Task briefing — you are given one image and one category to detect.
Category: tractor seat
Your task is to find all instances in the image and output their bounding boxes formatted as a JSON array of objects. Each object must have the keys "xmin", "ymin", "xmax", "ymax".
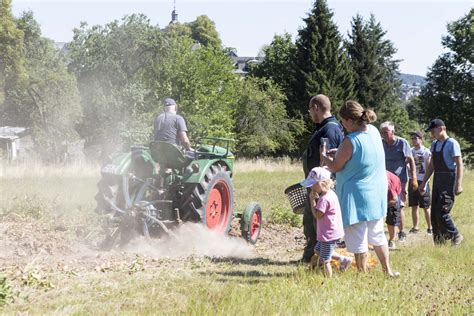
[{"xmin": 149, "ymin": 141, "xmax": 189, "ymax": 170}]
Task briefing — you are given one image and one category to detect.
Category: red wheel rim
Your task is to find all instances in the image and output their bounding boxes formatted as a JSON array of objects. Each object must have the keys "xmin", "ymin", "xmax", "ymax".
[
  {"xmin": 250, "ymin": 211, "xmax": 261, "ymax": 240},
  {"xmin": 206, "ymin": 180, "xmax": 231, "ymax": 232}
]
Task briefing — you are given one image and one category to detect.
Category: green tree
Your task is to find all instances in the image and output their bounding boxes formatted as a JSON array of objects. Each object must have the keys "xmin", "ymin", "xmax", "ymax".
[
  {"xmin": 249, "ymin": 33, "xmax": 296, "ymax": 107},
  {"xmin": 292, "ymin": 0, "xmax": 354, "ymax": 117},
  {"xmin": 9, "ymin": 12, "xmax": 82, "ymax": 161},
  {"xmin": 164, "ymin": 15, "xmax": 222, "ymax": 50},
  {"xmin": 68, "ymin": 14, "xmax": 161, "ymax": 156},
  {"xmin": 233, "ymin": 77, "xmax": 304, "ymax": 156},
  {"xmin": 346, "ymin": 14, "xmax": 401, "ymax": 112},
  {"xmin": 419, "ymin": 9, "xmax": 473, "ymax": 148},
  {"xmin": 0, "ymin": 0, "xmax": 26, "ymax": 104},
  {"xmin": 144, "ymin": 36, "xmax": 237, "ymax": 141},
  {"xmin": 405, "ymin": 97, "xmax": 425, "ymax": 123},
  {"xmin": 188, "ymin": 15, "xmax": 222, "ymax": 50}
]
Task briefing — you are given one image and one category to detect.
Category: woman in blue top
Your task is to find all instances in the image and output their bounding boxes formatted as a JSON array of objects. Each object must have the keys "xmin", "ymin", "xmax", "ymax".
[{"xmin": 321, "ymin": 100, "xmax": 398, "ymax": 277}]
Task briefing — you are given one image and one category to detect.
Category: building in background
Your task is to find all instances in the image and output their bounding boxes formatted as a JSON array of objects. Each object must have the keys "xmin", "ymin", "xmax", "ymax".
[{"xmin": 0, "ymin": 127, "xmax": 33, "ymax": 161}]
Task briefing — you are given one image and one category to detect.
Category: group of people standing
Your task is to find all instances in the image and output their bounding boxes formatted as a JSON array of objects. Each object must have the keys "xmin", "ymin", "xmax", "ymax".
[{"xmin": 299, "ymin": 94, "xmax": 464, "ymax": 277}]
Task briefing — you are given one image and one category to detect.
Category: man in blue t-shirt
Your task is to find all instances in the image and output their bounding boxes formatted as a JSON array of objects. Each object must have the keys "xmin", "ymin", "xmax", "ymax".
[
  {"xmin": 419, "ymin": 119, "xmax": 464, "ymax": 245},
  {"xmin": 380, "ymin": 121, "xmax": 417, "ymax": 247},
  {"xmin": 299, "ymin": 94, "xmax": 344, "ymax": 263}
]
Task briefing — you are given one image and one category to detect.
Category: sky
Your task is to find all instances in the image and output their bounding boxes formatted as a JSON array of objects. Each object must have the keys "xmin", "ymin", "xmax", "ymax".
[{"xmin": 12, "ymin": 0, "xmax": 473, "ymax": 76}]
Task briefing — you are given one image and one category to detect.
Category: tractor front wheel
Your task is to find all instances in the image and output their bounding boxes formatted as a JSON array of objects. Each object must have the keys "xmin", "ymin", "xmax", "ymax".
[{"xmin": 241, "ymin": 203, "xmax": 262, "ymax": 245}]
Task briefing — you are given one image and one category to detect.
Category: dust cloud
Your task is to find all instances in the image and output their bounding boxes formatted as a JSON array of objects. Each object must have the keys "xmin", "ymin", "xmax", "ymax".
[{"xmin": 121, "ymin": 223, "xmax": 254, "ymax": 259}]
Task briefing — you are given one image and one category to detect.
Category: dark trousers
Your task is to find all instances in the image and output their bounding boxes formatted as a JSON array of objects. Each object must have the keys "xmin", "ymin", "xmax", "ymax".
[
  {"xmin": 431, "ymin": 173, "xmax": 459, "ymax": 244},
  {"xmin": 303, "ymin": 197, "xmax": 317, "ymax": 260}
]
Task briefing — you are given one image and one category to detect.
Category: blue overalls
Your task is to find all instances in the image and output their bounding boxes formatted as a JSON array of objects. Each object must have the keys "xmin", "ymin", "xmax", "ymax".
[{"xmin": 431, "ymin": 139, "xmax": 460, "ymax": 244}]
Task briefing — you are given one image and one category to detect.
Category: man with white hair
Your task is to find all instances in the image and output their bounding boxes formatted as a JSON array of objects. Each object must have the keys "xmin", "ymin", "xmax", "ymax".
[
  {"xmin": 153, "ymin": 98, "xmax": 191, "ymax": 150},
  {"xmin": 380, "ymin": 121, "xmax": 417, "ymax": 249}
]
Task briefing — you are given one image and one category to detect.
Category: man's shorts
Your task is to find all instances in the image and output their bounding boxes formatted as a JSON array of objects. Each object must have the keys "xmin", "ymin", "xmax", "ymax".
[
  {"xmin": 314, "ymin": 240, "xmax": 337, "ymax": 262},
  {"xmin": 408, "ymin": 180, "xmax": 430, "ymax": 208},
  {"xmin": 344, "ymin": 218, "xmax": 387, "ymax": 254},
  {"xmin": 386, "ymin": 205, "xmax": 401, "ymax": 226}
]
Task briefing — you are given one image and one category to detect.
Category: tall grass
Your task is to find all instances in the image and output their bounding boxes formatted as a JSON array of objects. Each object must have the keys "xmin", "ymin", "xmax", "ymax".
[
  {"xmin": 0, "ymin": 163, "xmax": 472, "ymax": 314},
  {"xmin": 0, "ymin": 160, "xmax": 99, "ymax": 179}
]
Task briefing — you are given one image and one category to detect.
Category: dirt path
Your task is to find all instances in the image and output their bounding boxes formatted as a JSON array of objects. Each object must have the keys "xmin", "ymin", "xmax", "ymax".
[{"xmin": 0, "ymin": 215, "xmax": 306, "ymax": 273}]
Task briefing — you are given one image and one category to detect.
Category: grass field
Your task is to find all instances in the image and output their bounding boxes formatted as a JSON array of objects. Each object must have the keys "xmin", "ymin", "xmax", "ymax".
[{"xmin": 0, "ymin": 162, "xmax": 472, "ymax": 315}]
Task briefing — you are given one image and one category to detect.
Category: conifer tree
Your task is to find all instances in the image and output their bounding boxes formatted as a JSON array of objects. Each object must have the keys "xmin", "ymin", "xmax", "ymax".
[
  {"xmin": 346, "ymin": 14, "xmax": 401, "ymax": 112},
  {"xmin": 292, "ymin": 0, "xmax": 354, "ymax": 116}
]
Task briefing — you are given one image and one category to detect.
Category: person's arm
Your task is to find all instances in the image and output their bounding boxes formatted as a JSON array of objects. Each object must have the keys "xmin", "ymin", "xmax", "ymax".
[
  {"xmin": 454, "ymin": 156, "xmax": 463, "ymax": 195},
  {"xmin": 403, "ymin": 139, "xmax": 418, "ymax": 191},
  {"xmin": 419, "ymin": 158, "xmax": 434, "ymax": 194},
  {"xmin": 176, "ymin": 116, "xmax": 192, "ymax": 150},
  {"xmin": 314, "ymin": 210, "xmax": 325, "ymax": 219},
  {"xmin": 406, "ymin": 156, "xmax": 418, "ymax": 191},
  {"xmin": 311, "ymin": 192, "xmax": 326, "ymax": 219},
  {"xmin": 178, "ymin": 131, "xmax": 192, "ymax": 150},
  {"xmin": 320, "ymin": 138, "xmax": 352, "ymax": 173}
]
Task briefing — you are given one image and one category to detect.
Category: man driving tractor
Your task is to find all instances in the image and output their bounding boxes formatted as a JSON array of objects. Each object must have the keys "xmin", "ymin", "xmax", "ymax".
[{"xmin": 153, "ymin": 98, "xmax": 192, "ymax": 150}]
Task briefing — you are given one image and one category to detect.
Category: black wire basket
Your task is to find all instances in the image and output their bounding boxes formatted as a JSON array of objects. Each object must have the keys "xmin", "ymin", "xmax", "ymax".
[{"xmin": 284, "ymin": 183, "xmax": 308, "ymax": 215}]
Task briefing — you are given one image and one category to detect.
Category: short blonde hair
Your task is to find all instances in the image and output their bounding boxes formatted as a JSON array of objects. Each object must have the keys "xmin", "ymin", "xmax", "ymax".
[{"xmin": 318, "ymin": 179, "xmax": 335, "ymax": 195}]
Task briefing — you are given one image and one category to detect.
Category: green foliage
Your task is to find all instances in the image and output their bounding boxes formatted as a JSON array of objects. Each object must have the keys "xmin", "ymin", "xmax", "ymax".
[
  {"xmin": 68, "ymin": 14, "xmax": 162, "ymax": 158},
  {"xmin": 144, "ymin": 36, "xmax": 237, "ymax": 141},
  {"xmin": 346, "ymin": 14, "xmax": 401, "ymax": 112},
  {"xmin": 249, "ymin": 33, "xmax": 296, "ymax": 104},
  {"xmin": 0, "ymin": 11, "xmax": 82, "ymax": 161},
  {"xmin": 164, "ymin": 15, "xmax": 222, "ymax": 50},
  {"xmin": 405, "ymin": 97, "xmax": 425, "ymax": 123},
  {"xmin": 292, "ymin": 0, "xmax": 354, "ymax": 116},
  {"xmin": 68, "ymin": 15, "xmax": 239, "ymax": 157},
  {"xmin": 378, "ymin": 104, "xmax": 420, "ymax": 140},
  {"xmin": 0, "ymin": 275, "xmax": 12, "ymax": 307},
  {"xmin": 20, "ymin": 269, "xmax": 55, "ymax": 290},
  {"xmin": 419, "ymin": 9, "xmax": 473, "ymax": 154},
  {"xmin": 188, "ymin": 15, "xmax": 222, "ymax": 50},
  {"xmin": 0, "ymin": 0, "xmax": 27, "ymax": 103},
  {"xmin": 234, "ymin": 77, "xmax": 304, "ymax": 156},
  {"xmin": 267, "ymin": 205, "xmax": 301, "ymax": 227}
]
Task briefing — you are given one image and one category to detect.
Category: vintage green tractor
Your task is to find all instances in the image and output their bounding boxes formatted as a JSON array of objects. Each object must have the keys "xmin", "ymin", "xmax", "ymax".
[{"xmin": 95, "ymin": 137, "xmax": 262, "ymax": 249}]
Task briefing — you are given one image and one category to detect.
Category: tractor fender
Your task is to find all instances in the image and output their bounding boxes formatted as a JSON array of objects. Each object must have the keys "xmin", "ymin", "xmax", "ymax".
[
  {"xmin": 240, "ymin": 202, "xmax": 262, "ymax": 232},
  {"xmin": 102, "ymin": 147, "xmax": 156, "ymax": 176},
  {"xmin": 183, "ymin": 158, "xmax": 234, "ymax": 184}
]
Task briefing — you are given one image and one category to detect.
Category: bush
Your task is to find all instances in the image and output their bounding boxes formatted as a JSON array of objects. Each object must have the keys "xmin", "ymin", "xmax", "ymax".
[
  {"xmin": 267, "ymin": 206, "xmax": 301, "ymax": 227},
  {"xmin": 0, "ymin": 275, "xmax": 12, "ymax": 306}
]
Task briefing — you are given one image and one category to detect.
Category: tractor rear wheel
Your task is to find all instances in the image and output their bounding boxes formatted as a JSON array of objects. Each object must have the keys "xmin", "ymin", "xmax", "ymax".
[{"xmin": 181, "ymin": 164, "xmax": 234, "ymax": 234}]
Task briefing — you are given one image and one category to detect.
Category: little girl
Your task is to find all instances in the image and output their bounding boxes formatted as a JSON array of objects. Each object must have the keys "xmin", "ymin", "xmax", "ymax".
[{"xmin": 300, "ymin": 167, "xmax": 352, "ymax": 277}]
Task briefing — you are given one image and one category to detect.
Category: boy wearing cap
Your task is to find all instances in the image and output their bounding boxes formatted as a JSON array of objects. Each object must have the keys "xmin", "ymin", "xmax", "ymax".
[
  {"xmin": 302, "ymin": 167, "xmax": 352, "ymax": 277},
  {"xmin": 153, "ymin": 98, "xmax": 191, "ymax": 150},
  {"xmin": 419, "ymin": 119, "xmax": 464, "ymax": 245},
  {"xmin": 408, "ymin": 131, "xmax": 432, "ymax": 235}
]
